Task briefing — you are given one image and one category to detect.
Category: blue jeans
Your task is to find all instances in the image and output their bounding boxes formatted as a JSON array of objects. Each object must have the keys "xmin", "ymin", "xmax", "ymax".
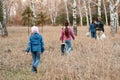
[
  {"xmin": 65, "ymin": 40, "xmax": 72, "ymax": 54},
  {"xmin": 31, "ymin": 51, "xmax": 40, "ymax": 72},
  {"xmin": 91, "ymin": 31, "xmax": 96, "ymax": 39}
]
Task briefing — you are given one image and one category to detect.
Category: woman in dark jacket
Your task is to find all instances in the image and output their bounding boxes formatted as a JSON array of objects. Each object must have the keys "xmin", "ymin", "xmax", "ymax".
[{"xmin": 96, "ymin": 17, "xmax": 104, "ymax": 38}]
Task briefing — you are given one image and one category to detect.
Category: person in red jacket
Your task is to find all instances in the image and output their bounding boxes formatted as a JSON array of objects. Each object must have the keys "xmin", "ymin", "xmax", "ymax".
[{"xmin": 60, "ymin": 20, "xmax": 75, "ymax": 55}]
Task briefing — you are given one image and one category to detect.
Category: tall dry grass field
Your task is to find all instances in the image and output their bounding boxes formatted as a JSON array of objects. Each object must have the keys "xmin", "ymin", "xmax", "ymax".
[{"xmin": 0, "ymin": 26, "xmax": 120, "ymax": 80}]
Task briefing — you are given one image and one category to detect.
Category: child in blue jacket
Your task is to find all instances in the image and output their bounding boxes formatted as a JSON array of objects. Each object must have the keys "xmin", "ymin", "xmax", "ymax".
[
  {"xmin": 89, "ymin": 21, "xmax": 96, "ymax": 39},
  {"xmin": 26, "ymin": 26, "xmax": 44, "ymax": 73}
]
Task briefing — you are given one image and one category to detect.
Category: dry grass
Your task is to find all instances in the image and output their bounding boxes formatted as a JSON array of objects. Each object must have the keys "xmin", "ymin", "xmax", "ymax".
[{"xmin": 0, "ymin": 26, "xmax": 120, "ymax": 80}]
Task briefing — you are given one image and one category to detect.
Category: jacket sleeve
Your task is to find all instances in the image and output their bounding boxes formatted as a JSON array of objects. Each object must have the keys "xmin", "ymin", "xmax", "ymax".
[
  {"xmin": 101, "ymin": 23, "xmax": 104, "ymax": 32},
  {"xmin": 60, "ymin": 29, "xmax": 64, "ymax": 42},
  {"xmin": 26, "ymin": 37, "xmax": 31, "ymax": 53},
  {"xmin": 69, "ymin": 28, "xmax": 75, "ymax": 40},
  {"xmin": 41, "ymin": 36, "xmax": 44, "ymax": 53}
]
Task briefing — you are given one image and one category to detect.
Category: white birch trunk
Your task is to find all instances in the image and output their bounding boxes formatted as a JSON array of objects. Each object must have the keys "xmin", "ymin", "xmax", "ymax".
[
  {"xmin": 0, "ymin": 22, "xmax": 3, "ymax": 35},
  {"xmin": 83, "ymin": 0, "xmax": 89, "ymax": 27},
  {"xmin": 30, "ymin": 0, "xmax": 35, "ymax": 26},
  {"xmin": 64, "ymin": 0, "xmax": 70, "ymax": 24},
  {"xmin": 103, "ymin": 0, "xmax": 108, "ymax": 26},
  {"xmin": 53, "ymin": 1, "xmax": 57, "ymax": 25},
  {"xmin": 98, "ymin": 0, "xmax": 101, "ymax": 17},
  {"xmin": 0, "ymin": 0, "xmax": 8, "ymax": 36},
  {"xmin": 78, "ymin": 0, "xmax": 83, "ymax": 26},
  {"xmin": 48, "ymin": 0, "xmax": 57, "ymax": 25},
  {"xmin": 73, "ymin": 0, "xmax": 77, "ymax": 35},
  {"xmin": 109, "ymin": 0, "xmax": 120, "ymax": 34},
  {"xmin": 88, "ymin": 0, "xmax": 92, "ymax": 23},
  {"xmin": 53, "ymin": 10, "xmax": 57, "ymax": 25},
  {"xmin": 49, "ymin": 11, "xmax": 54, "ymax": 24},
  {"xmin": 48, "ymin": 0, "xmax": 54, "ymax": 25}
]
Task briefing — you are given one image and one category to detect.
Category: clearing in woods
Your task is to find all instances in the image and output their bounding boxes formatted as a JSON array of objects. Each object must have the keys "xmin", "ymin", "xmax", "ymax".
[{"xmin": 0, "ymin": 26, "xmax": 120, "ymax": 80}]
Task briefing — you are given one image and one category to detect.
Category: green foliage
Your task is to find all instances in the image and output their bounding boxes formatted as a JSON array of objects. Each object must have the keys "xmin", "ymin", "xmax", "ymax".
[
  {"xmin": 36, "ymin": 12, "xmax": 46, "ymax": 26},
  {"xmin": 0, "ymin": 2, "xmax": 3, "ymax": 23},
  {"xmin": 22, "ymin": 6, "xmax": 33, "ymax": 26},
  {"xmin": 56, "ymin": 13, "xmax": 66, "ymax": 25},
  {"xmin": 56, "ymin": 13, "xmax": 80, "ymax": 26}
]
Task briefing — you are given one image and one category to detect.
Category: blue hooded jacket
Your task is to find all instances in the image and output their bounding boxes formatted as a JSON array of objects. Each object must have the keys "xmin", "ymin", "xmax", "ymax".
[
  {"xmin": 26, "ymin": 33, "xmax": 44, "ymax": 53},
  {"xmin": 89, "ymin": 23, "xmax": 96, "ymax": 32}
]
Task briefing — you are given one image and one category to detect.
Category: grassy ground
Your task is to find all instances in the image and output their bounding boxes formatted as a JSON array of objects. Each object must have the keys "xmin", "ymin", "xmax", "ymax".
[{"xmin": 0, "ymin": 26, "xmax": 120, "ymax": 80}]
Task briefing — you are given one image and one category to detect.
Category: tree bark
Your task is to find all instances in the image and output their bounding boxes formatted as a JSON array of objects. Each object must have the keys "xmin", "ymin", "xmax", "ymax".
[
  {"xmin": 109, "ymin": 0, "xmax": 120, "ymax": 34},
  {"xmin": 30, "ymin": 0, "xmax": 35, "ymax": 26},
  {"xmin": 98, "ymin": 0, "xmax": 101, "ymax": 17},
  {"xmin": 64, "ymin": 0, "xmax": 70, "ymax": 24},
  {"xmin": 88, "ymin": 0, "xmax": 92, "ymax": 23},
  {"xmin": 73, "ymin": 0, "xmax": 77, "ymax": 36},
  {"xmin": 83, "ymin": 0, "xmax": 89, "ymax": 27},
  {"xmin": 0, "ymin": 0, "xmax": 8, "ymax": 36},
  {"xmin": 103, "ymin": 0, "xmax": 108, "ymax": 26},
  {"xmin": 48, "ymin": 0, "xmax": 57, "ymax": 25},
  {"xmin": 78, "ymin": 0, "xmax": 83, "ymax": 26}
]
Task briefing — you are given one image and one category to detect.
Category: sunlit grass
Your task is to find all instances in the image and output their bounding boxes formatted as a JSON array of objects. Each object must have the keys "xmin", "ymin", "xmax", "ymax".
[{"xmin": 0, "ymin": 26, "xmax": 120, "ymax": 80}]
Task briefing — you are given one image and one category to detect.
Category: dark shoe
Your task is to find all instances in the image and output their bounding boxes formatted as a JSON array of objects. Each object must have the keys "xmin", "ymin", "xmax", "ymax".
[
  {"xmin": 61, "ymin": 43, "xmax": 65, "ymax": 54},
  {"xmin": 33, "ymin": 66, "xmax": 37, "ymax": 73}
]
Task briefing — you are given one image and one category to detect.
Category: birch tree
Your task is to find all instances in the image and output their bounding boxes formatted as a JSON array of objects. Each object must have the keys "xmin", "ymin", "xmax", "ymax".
[
  {"xmin": 88, "ymin": 0, "xmax": 92, "ymax": 23},
  {"xmin": 30, "ymin": 0, "xmax": 35, "ymax": 26},
  {"xmin": 73, "ymin": 0, "xmax": 77, "ymax": 35},
  {"xmin": 83, "ymin": 0, "xmax": 89, "ymax": 27},
  {"xmin": 90, "ymin": 0, "xmax": 102, "ymax": 17},
  {"xmin": 109, "ymin": 0, "xmax": 120, "ymax": 34},
  {"xmin": 78, "ymin": 0, "xmax": 83, "ymax": 26},
  {"xmin": 0, "ymin": 0, "xmax": 8, "ymax": 36},
  {"xmin": 103, "ymin": 0, "xmax": 108, "ymax": 26},
  {"xmin": 64, "ymin": 0, "xmax": 70, "ymax": 24},
  {"xmin": 47, "ymin": 0, "xmax": 58, "ymax": 25},
  {"xmin": 5, "ymin": 0, "xmax": 14, "ymax": 24},
  {"xmin": 98, "ymin": 0, "xmax": 101, "ymax": 17}
]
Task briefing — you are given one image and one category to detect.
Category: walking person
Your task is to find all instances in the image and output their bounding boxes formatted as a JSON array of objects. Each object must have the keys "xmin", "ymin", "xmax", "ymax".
[
  {"xmin": 96, "ymin": 17, "xmax": 104, "ymax": 39},
  {"xmin": 26, "ymin": 26, "xmax": 44, "ymax": 73},
  {"xmin": 60, "ymin": 20, "xmax": 75, "ymax": 55},
  {"xmin": 89, "ymin": 21, "xmax": 96, "ymax": 39}
]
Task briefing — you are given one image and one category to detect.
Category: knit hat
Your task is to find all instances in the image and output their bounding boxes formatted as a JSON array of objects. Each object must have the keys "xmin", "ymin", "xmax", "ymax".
[{"xmin": 31, "ymin": 26, "xmax": 39, "ymax": 33}]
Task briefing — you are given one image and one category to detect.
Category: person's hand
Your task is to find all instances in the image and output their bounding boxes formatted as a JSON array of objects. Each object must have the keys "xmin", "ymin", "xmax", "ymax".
[
  {"xmin": 41, "ymin": 53, "xmax": 43, "ymax": 56},
  {"xmin": 25, "ymin": 52, "xmax": 29, "ymax": 55}
]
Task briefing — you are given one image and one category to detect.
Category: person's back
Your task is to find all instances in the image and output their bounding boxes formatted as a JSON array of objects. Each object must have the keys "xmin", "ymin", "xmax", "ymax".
[
  {"xmin": 30, "ymin": 33, "xmax": 43, "ymax": 52},
  {"xmin": 26, "ymin": 26, "xmax": 44, "ymax": 73},
  {"xmin": 61, "ymin": 27, "xmax": 75, "ymax": 41},
  {"xmin": 60, "ymin": 20, "xmax": 75, "ymax": 55},
  {"xmin": 96, "ymin": 18, "xmax": 104, "ymax": 32},
  {"xmin": 89, "ymin": 22, "xmax": 96, "ymax": 39},
  {"xmin": 96, "ymin": 17, "xmax": 104, "ymax": 39},
  {"xmin": 89, "ymin": 23, "xmax": 96, "ymax": 32}
]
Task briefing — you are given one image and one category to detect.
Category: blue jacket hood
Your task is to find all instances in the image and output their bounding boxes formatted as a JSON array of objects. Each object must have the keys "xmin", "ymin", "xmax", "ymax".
[{"xmin": 26, "ymin": 33, "xmax": 44, "ymax": 53}]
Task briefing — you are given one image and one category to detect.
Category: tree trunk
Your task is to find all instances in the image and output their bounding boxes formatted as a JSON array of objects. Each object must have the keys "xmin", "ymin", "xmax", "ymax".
[
  {"xmin": 88, "ymin": 0, "xmax": 92, "ymax": 23},
  {"xmin": 103, "ymin": 0, "xmax": 108, "ymax": 26},
  {"xmin": 109, "ymin": 0, "xmax": 120, "ymax": 34},
  {"xmin": 48, "ymin": 0, "xmax": 57, "ymax": 26},
  {"xmin": 83, "ymin": 0, "xmax": 89, "ymax": 27},
  {"xmin": 78, "ymin": 0, "xmax": 83, "ymax": 26},
  {"xmin": 0, "ymin": 0, "xmax": 8, "ymax": 36},
  {"xmin": 73, "ymin": 0, "xmax": 77, "ymax": 36},
  {"xmin": 30, "ymin": 0, "xmax": 35, "ymax": 26},
  {"xmin": 64, "ymin": 0, "xmax": 70, "ymax": 24},
  {"xmin": 98, "ymin": 0, "xmax": 101, "ymax": 17}
]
